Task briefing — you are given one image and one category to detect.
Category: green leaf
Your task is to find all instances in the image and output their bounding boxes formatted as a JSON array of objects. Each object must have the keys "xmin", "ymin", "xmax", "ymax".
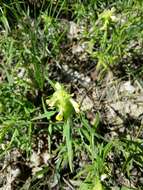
[
  {"xmin": 32, "ymin": 111, "xmax": 56, "ymax": 121},
  {"xmin": 92, "ymin": 177, "xmax": 103, "ymax": 190},
  {"xmin": 63, "ymin": 119, "xmax": 73, "ymax": 172}
]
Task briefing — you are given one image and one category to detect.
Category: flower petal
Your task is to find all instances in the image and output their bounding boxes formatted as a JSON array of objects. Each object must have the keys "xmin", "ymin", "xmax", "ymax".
[
  {"xmin": 56, "ymin": 111, "xmax": 63, "ymax": 121},
  {"xmin": 70, "ymin": 98, "xmax": 80, "ymax": 113}
]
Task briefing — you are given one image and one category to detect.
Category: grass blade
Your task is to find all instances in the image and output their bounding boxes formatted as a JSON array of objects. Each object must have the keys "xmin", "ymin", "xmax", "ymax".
[{"xmin": 63, "ymin": 119, "xmax": 73, "ymax": 172}]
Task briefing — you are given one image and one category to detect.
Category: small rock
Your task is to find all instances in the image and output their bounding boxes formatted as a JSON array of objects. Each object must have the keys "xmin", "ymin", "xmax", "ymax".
[
  {"xmin": 119, "ymin": 81, "xmax": 135, "ymax": 94},
  {"xmin": 84, "ymin": 76, "xmax": 91, "ymax": 83},
  {"xmin": 67, "ymin": 22, "xmax": 79, "ymax": 40},
  {"xmin": 80, "ymin": 96, "xmax": 93, "ymax": 111},
  {"xmin": 17, "ymin": 68, "xmax": 25, "ymax": 78},
  {"xmin": 41, "ymin": 151, "xmax": 50, "ymax": 164},
  {"xmin": 11, "ymin": 167, "xmax": 21, "ymax": 178},
  {"xmin": 72, "ymin": 44, "xmax": 84, "ymax": 54},
  {"xmin": 30, "ymin": 151, "xmax": 41, "ymax": 167},
  {"xmin": 110, "ymin": 102, "xmax": 123, "ymax": 111}
]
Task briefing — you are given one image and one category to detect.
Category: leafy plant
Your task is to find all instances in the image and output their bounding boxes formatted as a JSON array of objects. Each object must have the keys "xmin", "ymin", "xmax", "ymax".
[
  {"xmin": 80, "ymin": 1, "xmax": 143, "ymax": 78},
  {"xmin": 46, "ymin": 81, "xmax": 79, "ymax": 172},
  {"xmin": 67, "ymin": 114, "xmax": 111, "ymax": 189}
]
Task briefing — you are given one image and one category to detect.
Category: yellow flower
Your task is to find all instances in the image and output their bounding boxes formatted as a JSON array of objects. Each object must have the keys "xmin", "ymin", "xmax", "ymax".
[
  {"xmin": 46, "ymin": 82, "xmax": 80, "ymax": 121},
  {"xmin": 55, "ymin": 110, "xmax": 63, "ymax": 121}
]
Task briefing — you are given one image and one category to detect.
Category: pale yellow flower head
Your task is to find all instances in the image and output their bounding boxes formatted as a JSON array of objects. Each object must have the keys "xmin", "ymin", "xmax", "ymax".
[{"xmin": 46, "ymin": 82, "xmax": 79, "ymax": 121}]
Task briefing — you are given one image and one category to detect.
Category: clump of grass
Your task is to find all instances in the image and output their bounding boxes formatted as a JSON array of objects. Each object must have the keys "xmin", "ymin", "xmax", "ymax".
[{"xmin": 76, "ymin": 0, "xmax": 143, "ymax": 79}]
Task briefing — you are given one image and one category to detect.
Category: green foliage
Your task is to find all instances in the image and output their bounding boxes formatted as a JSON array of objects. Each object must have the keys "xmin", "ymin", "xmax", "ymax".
[
  {"xmin": 0, "ymin": 0, "xmax": 143, "ymax": 189},
  {"xmin": 0, "ymin": 83, "xmax": 34, "ymax": 155},
  {"xmin": 0, "ymin": 0, "xmax": 67, "ymax": 90},
  {"xmin": 80, "ymin": 0, "xmax": 143, "ymax": 78}
]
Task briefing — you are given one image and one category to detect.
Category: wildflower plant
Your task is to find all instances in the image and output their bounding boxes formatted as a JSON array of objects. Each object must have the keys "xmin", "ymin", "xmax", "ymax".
[
  {"xmin": 46, "ymin": 82, "xmax": 79, "ymax": 172},
  {"xmin": 46, "ymin": 82, "xmax": 79, "ymax": 121}
]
